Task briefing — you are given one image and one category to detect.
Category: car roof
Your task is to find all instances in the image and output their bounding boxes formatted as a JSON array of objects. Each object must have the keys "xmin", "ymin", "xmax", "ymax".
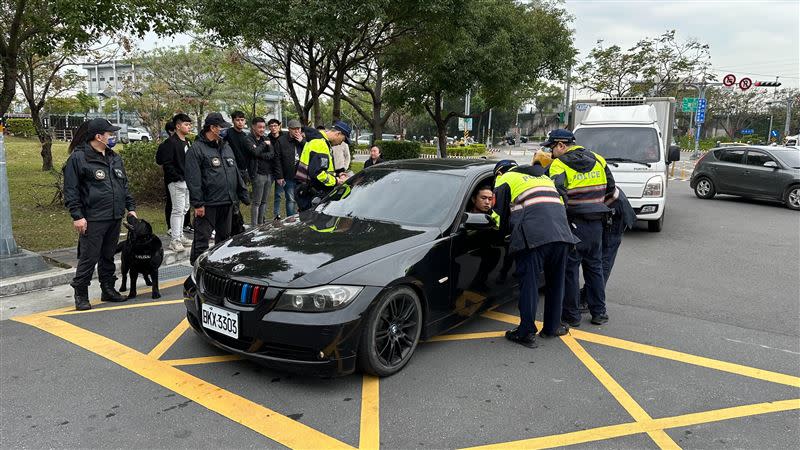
[
  {"xmin": 716, "ymin": 145, "xmax": 798, "ymax": 152},
  {"xmin": 371, "ymin": 158, "xmax": 495, "ymax": 174}
]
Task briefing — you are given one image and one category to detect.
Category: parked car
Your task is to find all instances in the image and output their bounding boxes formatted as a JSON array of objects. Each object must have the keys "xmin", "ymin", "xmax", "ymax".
[
  {"xmin": 357, "ymin": 134, "xmax": 372, "ymax": 145},
  {"xmin": 690, "ymin": 146, "xmax": 800, "ymax": 210},
  {"xmin": 126, "ymin": 127, "xmax": 151, "ymax": 142},
  {"xmin": 184, "ymin": 159, "xmax": 516, "ymax": 377}
]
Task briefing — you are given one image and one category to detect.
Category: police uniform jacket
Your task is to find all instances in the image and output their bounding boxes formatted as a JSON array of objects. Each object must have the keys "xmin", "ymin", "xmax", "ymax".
[
  {"xmin": 605, "ymin": 186, "xmax": 637, "ymax": 230},
  {"xmin": 63, "ymin": 142, "xmax": 135, "ymax": 221},
  {"xmin": 185, "ymin": 134, "xmax": 249, "ymax": 208},
  {"xmin": 492, "ymin": 164, "xmax": 578, "ymax": 255},
  {"xmin": 548, "ymin": 145, "xmax": 615, "ymax": 220},
  {"xmin": 295, "ymin": 127, "xmax": 337, "ymax": 192}
]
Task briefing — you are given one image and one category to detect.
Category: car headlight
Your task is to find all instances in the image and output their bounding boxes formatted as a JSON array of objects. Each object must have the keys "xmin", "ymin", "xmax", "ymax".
[
  {"xmin": 643, "ymin": 176, "xmax": 663, "ymax": 198},
  {"xmin": 191, "ymin": 251, "xmax": 209, "ymax": 283},
  {"xmin": 275, "ymin": 286, "xmax": 363, "ymax": 312}
]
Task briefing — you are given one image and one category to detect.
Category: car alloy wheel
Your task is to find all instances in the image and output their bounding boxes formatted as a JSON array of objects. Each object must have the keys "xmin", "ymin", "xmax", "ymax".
[
  {"xmin": 358, "ymin": 286, "xmax": 422, "ymax": 376},
  {"xmin": 786, "ymin": 186, "xmax": 800, "ymax": 211},
  {"xmin": 694, "ymin": 178, "xmax": 715, "ymax": 199}
]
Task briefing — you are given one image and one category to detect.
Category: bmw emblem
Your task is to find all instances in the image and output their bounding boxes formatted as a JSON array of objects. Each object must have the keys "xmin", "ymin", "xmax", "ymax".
[{"xmin": 232, "ymin": 264, "xmax": 245, "ymax": 273}]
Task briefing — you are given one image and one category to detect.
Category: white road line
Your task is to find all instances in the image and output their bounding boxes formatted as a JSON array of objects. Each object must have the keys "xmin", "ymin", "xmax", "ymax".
[{"xmin": 724, "ymin": 338, "xmax": 800, "ymax": 355}]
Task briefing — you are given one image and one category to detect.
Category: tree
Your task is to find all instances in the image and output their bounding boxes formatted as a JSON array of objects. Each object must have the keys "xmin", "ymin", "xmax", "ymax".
[
  {"xmin": 341, "ymin": 59, "xmax": 398, "ymax": 142},
  {"xmin": 119, "ymin": 77, "xmax": 180, "ymax": 140},
  {"xmin": 136, "ymin": 44, "xmax": 227, "ymax": 130},
  {"xmin": 384, "ymin": 0, "xmax": 575, "ymax": 157},
  {"xmin": 219, "ymin": 54, "xmax": 278, "ymax": 122},
  {"xmin": 16, "ymin": 48, "xmax": 84, "ymax": 170},
  {"xmin": 45, "ymin": 96, "xmax": 81, "ymax": 116},
  {"xmin": 576, "ymin": 30, "xmax": 712, "ymax": 98},
  {"xmin": 0, "ymin": 0, "xmax": 183, "ymax": 116},
  {"xmin": 75, "ymin": 91, "xmax": 99, "ymax": 118}
]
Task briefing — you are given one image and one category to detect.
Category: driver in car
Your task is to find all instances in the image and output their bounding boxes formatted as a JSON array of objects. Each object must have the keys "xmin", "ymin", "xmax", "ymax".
[{"xmin": 469, "ymin": 185, "xmax": 494, "ymax": 214}]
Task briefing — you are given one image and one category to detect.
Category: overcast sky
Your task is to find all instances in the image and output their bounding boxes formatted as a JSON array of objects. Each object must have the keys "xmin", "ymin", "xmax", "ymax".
[{"xmin": 139, "ymin": 0, "xmax": 800, "ymax": 91}]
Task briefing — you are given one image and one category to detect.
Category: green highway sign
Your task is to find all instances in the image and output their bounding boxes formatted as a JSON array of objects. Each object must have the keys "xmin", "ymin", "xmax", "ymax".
[{"xmin": 682, "ymin": 97, "xmax": 698, "ymax": 112}]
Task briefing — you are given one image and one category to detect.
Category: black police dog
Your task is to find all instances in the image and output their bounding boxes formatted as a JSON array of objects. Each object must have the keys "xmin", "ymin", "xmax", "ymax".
[{"xmin": 117, "ymin": 216, "xmax": 164, "ymax": 299}]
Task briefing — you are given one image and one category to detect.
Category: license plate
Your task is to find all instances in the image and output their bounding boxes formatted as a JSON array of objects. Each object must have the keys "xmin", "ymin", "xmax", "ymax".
[{"xmin": 201, "ymin": 302, "xmax": 239, "ymax": 339}]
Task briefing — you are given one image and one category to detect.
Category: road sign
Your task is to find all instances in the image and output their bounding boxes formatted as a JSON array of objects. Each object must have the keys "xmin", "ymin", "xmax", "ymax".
[
  {"xmin": 739, "ymin": 78, "xmax": 752, "ymax": 91},
  {"xmin": 682, "ymin": 97, "xmax": 698, "ymax": 112},
  {"xmin": 771, "ymin": 130, "xmax": 779, "ymax": 138},
  {"xmin": 723, "ymin": 74, "xmax": 736, "ymax": 87},
  {"xmin": 741, "ymin": 129, "xmax": 754, "ymax": 135},
  {"xmin": 457, "ymin": 118, "xmax": 472, "ymax": 131},
  {"xmin": 697, "ymin": 98, "xmax": 707, "ymax": 110},
  {"xmin": 695, "ymin": 111, "xmax": 705, "ymax": 124}
]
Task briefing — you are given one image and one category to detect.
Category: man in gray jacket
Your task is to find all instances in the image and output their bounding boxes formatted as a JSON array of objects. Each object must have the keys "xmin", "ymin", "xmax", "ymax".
[{"xmin": 185, "ymin": 113, "xmax": 250, "ymax": 264}]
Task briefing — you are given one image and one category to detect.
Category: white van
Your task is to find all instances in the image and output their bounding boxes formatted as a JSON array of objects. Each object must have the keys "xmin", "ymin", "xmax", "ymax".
[{"xmin": 570, "ymin": 97, "xmax": 681, "ymax": 232}]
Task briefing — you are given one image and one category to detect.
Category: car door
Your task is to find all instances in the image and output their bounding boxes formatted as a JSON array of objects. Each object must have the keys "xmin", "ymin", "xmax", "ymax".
[
  {"xmin": 713, "ymin": 148, "xmax": 747, "ymax": 193},
  {"xmin": 741, "ymin": 149, "xmax": 783, "ymax": 197}
]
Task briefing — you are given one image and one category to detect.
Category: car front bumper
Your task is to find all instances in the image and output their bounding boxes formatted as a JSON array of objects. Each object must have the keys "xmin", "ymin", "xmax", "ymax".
[
  {"xmin": 184, "ymin": 286, "xmax": 383, "ymax": 377},
  {"xmin": 628, "ymin": 196, "xmax": 665, "ymax": 220}
]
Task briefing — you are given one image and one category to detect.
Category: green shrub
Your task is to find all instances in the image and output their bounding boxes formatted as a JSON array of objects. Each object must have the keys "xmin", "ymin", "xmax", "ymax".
[
  {"xmin": 119, "ymin": 141, "xmax": 163, "ymax": 204},
  {"xmin": 676, "ymin": 136, "xmax": 720, "ymax": 152},
  {"xmin": 420, "ymin": 145, "xmax": 437, "ymax": 155},
  {"xmin": 6, "ymin": 118, "xmax": 36, "ymax": 137},
  {"xmin": 447, "ymin": 144, "xmax": 488, "ymax": 157},
  {"xmin": 375, "ymin": 140, "xmax": 420, "ymax": 160}
]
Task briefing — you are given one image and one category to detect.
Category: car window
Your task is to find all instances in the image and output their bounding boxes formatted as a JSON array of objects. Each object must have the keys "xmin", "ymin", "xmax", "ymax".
[
  {"xmin": 745, "ymin": 150, "xmax": 775, "ymax": 167},
  {"xmin": 318, "ymin": 169, "xmax": 464, "ymax": 227},
  {"xmin": 718, "ymin": 149, "xmax": 746, "ymax": 164},
  {"xmin": 774, "ymin": 151, "xmax": 800, "ymax": 169}
]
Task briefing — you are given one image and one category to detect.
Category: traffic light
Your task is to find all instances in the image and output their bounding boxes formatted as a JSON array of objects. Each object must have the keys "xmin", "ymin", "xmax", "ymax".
[{"xmin": 755, "ymin": 81, "xmax": 782, "ymax": 87}]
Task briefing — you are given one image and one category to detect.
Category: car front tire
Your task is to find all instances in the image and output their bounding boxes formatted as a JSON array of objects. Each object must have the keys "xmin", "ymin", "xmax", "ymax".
[
  {"xmin": 141, "ymin": 136, "xmax": 149, "ymax": 142},
  {"xmin": 647, "ymin": 214, "xmax": 664, "ymax": 232},
  {"xmin": 358, "ymin": 286, "xmax": 422, "ymax": 377},
  {"xmin": 785, "ymin": 185, "xmax": 800, "ymax": 211},
  {"xmin": 694, "ymin": 177, "xmax": 716, "ymax": 199}
]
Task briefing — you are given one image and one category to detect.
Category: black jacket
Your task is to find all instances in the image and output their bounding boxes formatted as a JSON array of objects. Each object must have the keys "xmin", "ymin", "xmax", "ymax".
[
  {"xmin": 225, "ymin": 128, "xmax": 252, "ymax": 177},
  {"xmin": 185, "ymin": 134, "xmax": 250, "ymax": 208},
  {"xmin": 275, "ymin": 133, "xmax": 303, "ymax": 180},
  {"xmin": 64, "ymin": 143, "xmax": 135, "ymax": 221},
  {"xmin": 155, "ymin": 133, "xmax": 190, "ymax": 184},
  {"xmin": 244, "ymin": 132, "xmax": 275, "ymax": 176},
  {"xmin": 364, "ymin": 157, "xmax": 384, "ymax": 168}
]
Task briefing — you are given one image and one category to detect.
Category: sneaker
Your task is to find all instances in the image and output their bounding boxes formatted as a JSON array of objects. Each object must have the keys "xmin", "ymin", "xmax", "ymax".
[
  {"xmin": 180, "ymin": 235, "xmax": 193, "ymax": 246},
  {"xmin": 505, "ymin": 327, "xmax": 538, "ymax": 348},
  {"xmin": 274, "ymin": 215, "xmax": 282, "ymax": 221},
  {"xmin": 562, "ymin": 316, "xmax": 581, "ymax": 328},
  {"xmin": 169, "ymin": 240, "xmax": 185, "ymax": 252},
  {"xmin": 539, "ymin": 325, "xmax": 569, "ymax": 338},
  {"xmin": 591, "ymin": 314, "xmax": 609, "ymax": 325}
]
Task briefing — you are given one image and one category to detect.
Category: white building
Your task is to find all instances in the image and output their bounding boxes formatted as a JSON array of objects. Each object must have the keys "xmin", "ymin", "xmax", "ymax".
[{"xmin": 81, "ymin": 60, "xmax": 141, "ymax": 98}]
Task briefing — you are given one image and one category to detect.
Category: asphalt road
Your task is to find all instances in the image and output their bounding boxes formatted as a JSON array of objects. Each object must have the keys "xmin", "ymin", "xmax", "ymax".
[{"xmin": 1, "ymin": 180, "xmax": 798, "ymax": 449}]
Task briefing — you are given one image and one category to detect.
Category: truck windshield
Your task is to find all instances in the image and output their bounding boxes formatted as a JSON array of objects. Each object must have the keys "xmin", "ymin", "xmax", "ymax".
[{"xmin": 573, "ymin": 127, "xmax": 661, "ymax": 163}]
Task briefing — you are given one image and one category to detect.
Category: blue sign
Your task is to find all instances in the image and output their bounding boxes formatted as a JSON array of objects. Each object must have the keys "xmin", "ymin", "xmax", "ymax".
[
  {"xmin": 695, "ymin": 111, "xmax": 705, "ymax": 124},
  {"xmin": 697, "ymin": 98, "xmax": 707, "ymax": 111},
  {"xmin": 770, "ymin": 130, "xmax": 779, "ymax": 137},
  {"xmin": 741, "ymin": 129, "xmax": 754, "ymax": 135}
]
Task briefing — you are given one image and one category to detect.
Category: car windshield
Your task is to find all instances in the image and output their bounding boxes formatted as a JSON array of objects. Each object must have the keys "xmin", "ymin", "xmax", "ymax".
[
  {"xmin": 573, "ymin": 127, "xmax": 661, "ymax": 163},
  {"xmin": 774, "ymin": 150, "xmax": 800, "ymax": 168},
  {"xmin": 317, "ymin": 169, "xmax": 463, "ymax": 227}
]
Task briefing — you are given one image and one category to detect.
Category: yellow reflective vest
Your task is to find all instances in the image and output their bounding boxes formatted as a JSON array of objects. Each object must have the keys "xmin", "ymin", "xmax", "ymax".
[
  {"xmin": 548, "ymin": 145, "xmax": 613, "ymax": 217},
  {"xmin": 295, "ymin": 129, "xmax": 337, "ymax": 191}
]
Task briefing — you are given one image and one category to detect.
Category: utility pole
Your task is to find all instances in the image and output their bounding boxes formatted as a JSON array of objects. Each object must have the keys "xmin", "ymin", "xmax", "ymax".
[
  {"xmin": 785, "ymin": 97, "xmax": 793, "ymax": 138},
  {"xmin": 486, "ymin": 108, "xmax": 492, "ymax": 148},
  {"xmin": 563, "ymin": 67, "xmax": 572, "ymax": 126}
]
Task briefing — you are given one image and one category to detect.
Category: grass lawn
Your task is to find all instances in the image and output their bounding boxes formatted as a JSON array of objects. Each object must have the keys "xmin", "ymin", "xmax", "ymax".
[{"xmin": 3, "ymin": 136, "xmax": 364, "ymax": 252}]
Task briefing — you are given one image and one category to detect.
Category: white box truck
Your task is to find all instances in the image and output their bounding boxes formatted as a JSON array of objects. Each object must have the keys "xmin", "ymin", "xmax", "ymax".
[{"xmin": 569, "ymin": 97, "xmax": 681, "ymax": 232}]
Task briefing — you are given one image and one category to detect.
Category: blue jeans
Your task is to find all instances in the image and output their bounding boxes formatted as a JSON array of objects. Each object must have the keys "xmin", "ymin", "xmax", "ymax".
[
  {"xmin": 274, "ymin": 178, "xmax": 296, "ymax": 217},
  {"xmin": 563, "ymin": 220, "xmax": 605, "ymax": 321}
]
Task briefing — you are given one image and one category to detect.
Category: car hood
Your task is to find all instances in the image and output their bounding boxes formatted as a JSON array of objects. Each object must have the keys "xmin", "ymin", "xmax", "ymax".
[{"xmin": 201, "ymin": 212, "xmax": 435, "ymax": 287}]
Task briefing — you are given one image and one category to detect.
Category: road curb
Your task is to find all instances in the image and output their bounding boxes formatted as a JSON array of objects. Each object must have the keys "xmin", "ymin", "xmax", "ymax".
[{"xmin": 0, "ymin": 247, "xmax": 191, "ymax": 298}]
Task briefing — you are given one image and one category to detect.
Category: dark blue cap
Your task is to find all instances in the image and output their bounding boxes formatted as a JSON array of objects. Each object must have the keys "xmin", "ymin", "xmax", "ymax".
[
  {"xmin": 540, "ymin": 128, "xmax": 575, "ymax": 147},
  {"xmin": 332, "ymin": 120, "xmax": 352, "ymax": 145},
  {"xmin": 493, "ymin": 159, "xmax": 518, "ymax": 176}
]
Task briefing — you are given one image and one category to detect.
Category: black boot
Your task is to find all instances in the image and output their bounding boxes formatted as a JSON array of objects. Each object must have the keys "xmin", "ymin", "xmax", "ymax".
[
  {"xmin": 74, "ymin": 286, "xmax": 91, "ymax": 311},
  {"xmin": 100, "ymin": 282, "xmax": 126, "ymax": 302}
]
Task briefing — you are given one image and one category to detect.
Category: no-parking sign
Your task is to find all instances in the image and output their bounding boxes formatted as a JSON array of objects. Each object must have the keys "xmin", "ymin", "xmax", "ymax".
[
  {"xmin": 723, "ymin": 74, "xmax": 736, "ymax": 87},
  {"xmin": 739, "ymin": 77, "xmax": 753, "ymax": 91}
]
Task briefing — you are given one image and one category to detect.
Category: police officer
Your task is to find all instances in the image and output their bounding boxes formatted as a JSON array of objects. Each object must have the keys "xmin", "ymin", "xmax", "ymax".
[
  {"xmin": 294, "ymin": 120, "xmax": 352, "ymax": 212},
  {"xmin": 185, "ymin": 113, "xmax": 250, "ymax": 264},
  {"xmin": 544, "ymin": 129, "xmax": 616, "ymax": 326},
  {"xmin": 64, "ymin": 118, "xmax": 137, "ymax": 311},
  {"xmin": 492, "ymin": 160, "xmax": 577, "ymax": 348}
]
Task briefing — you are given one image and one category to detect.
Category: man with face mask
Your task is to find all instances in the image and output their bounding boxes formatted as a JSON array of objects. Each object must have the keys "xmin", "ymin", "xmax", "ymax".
[
  {"xmin": 295, "ymin": 120, "xmax": 352, "ymax": 212},
  {"xmin": 185, "ymin": 113, "xmax": 250, "ymax": 264},
  {"xmin": 63, "ymin": 118, "xmax": 137, "ymax": 311}
]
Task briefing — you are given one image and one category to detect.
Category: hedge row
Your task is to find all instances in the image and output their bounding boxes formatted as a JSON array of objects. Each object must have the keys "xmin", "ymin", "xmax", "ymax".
[
  {"xmin": 6, "ymin": 118, "xmax": 36, "ymax": 137},
  {"xmin": 374, "ymin": 140, "xmax": 420, "ymax": 160},
  {"xmin": 119, "ymin": 141, "xmax": 163, "ymax": 202},
  {"xmin": 420, "ymin": 144, "xmax": 487, "ymax": 156}
]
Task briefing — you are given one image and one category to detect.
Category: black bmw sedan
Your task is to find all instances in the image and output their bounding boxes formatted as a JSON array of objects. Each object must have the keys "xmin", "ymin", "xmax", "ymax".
[{"xmin": 184, "ymin": 159, "xmax": 515, "ymax": 377}]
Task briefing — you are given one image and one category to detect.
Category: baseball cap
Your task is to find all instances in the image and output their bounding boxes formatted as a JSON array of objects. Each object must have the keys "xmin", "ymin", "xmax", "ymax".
[
  {"xmin": 287, "ymin": 119, "xmax": 302, "ymax": 129},
  {"xmin": 331, "ymin": 120, "xmax": 352, "ymax": 145},
  {"xmin": 540, "ymin": 129, "xmax": 575, "ymax": 147},
  {"xmin": 204, "ymin": 112, "xmax": 232, "ymax": 128},
  {"xmin": 87, "ymin": 118, "xmax": 121, "ymax": 140}
]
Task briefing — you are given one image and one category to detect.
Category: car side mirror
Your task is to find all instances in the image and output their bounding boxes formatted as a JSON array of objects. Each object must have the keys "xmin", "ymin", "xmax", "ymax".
[
  {"xmin": 461, "ymin": 212, "xmax": 494, "ymax": 230},
  {"xmin": 668, "ymin": 145, "xmax": 681, "ymax": 163},
  {"xmin": 763, "ymin": 161, "xmax": 779, "ymax": 168}
]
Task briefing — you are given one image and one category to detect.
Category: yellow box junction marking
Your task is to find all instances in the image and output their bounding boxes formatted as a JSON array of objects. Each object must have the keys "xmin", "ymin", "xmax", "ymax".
[{"xmin": 11, "ymin": 282, "xmax": 800, "ymax": 450}]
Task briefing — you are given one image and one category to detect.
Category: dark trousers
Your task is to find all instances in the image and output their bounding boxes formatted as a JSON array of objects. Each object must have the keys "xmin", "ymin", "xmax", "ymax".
[
  {"xmin": 190, "ymin": 205, "xmax": 232, "ymax": 264},
  {"xmin": 514, "ymin": 242, "xmax": 569, "ymax": 335},
  {"xmin": 295, "ymin": 185, "xmax": 314, "ymax": 212},
  {"xmin": 602, "ymin": 216, "xmax": 624, "ymax": 284},
  {"xmin": 164, "ymin": 182, "xmax": 191, "ymax": 230},
  {"xmin": 71, "ymin": 219, "xmax": 122, "ymax": 288},
  {"xmin": 564, "ymin": 220, "xmax": 605, "ymax": 321}
]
